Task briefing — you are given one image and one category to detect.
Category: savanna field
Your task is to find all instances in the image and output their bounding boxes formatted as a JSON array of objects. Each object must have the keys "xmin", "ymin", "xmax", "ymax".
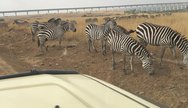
[{"xmin": 0, "ymin": 11, "xmax": 188, "ymax": 108}]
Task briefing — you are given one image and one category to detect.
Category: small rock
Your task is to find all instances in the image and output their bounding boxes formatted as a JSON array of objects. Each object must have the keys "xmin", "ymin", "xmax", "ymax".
[
  {"xmin": 49, "ymin": 62, "xmax": 52, "ymax": 66},
  {"xmin": 40, "ymin": 63, "xmax": 44, "ymax": 66},
  {"xmin": 139, "ymin": 92, "xmax": 144, "ymax": 95},
  {"xmin": 180, "ymin": 98, "xmax": 187, "ymax": 103},
  {"xmin": 168, "ymin": 84, "xmax": 176, "ymax": 89},
  {"xmin": 63, "ymin": 48, "xmax": 68, "ymax": 55},
  {"xmin": 55, "ymin": 63, "xmax": 59, "ymax": 66},
  {"xmin": 33, "ymin": 64, "xmax": 38, "ymax": 67},
  {"xmin": 51, "ymin": 44, "xmax": 56, "ymax": 47},
  {"xmin": 170, "ymin": 103, "xmax": 174, "ymax": 107}
]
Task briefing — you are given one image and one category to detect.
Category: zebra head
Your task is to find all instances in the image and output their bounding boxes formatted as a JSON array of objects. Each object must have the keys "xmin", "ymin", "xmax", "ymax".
[
  {"xmin": 53, "ymin": 18, "xmax": 62, "ymax": 26},
  {"xmin": 48, "ymin": 18, "xmax": 56, "ymax": 23},
  {"xmin": 68, "ymin": 21, "xmax": 77, "ymax": 32},
  {"xmin": 37, "ymin": 23, "xmax": 48, "ymax": 30},
  {"xmin": 104, "ymin": 19, "xmax": 117, "ymax": 30},
  {"xmin": 142, "ymin": 57, "xmax": 154, "ymax": 75},
  {"xmin": 61, "ymin": 21, "xmax": 76, "ymax": 32}
]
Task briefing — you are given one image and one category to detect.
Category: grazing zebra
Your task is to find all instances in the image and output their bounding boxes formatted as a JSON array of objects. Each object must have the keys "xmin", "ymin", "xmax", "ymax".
[
  {"xmin": 37, "ymin": 20, "xmax": 76, "ymax": 53},
  {"xmin": 85, "ymin": 19, "xmax": 117, "ymax": 54},
  {"xmin": 107, "ymin": 29, "xmax": 154, "ymax": 75},
  {"xmin": 136, "ymin": 22, "xmax": 188, "ymax": 67}
]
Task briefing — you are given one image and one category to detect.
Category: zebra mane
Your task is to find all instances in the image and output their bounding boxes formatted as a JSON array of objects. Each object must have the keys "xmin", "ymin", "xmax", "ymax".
[
  {"xmin": 173, "ymin": 29, "xmax": 188, "ymax": 43},
  {"xmin": 180, "ymin": 35, "xmax": 188, "ymax": 43}
]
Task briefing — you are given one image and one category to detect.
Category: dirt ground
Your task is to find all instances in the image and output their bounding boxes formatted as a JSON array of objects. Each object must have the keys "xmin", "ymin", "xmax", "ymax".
[{"xmin": 0, "ymin": 13, "xmax": 188, "ymax": 108}]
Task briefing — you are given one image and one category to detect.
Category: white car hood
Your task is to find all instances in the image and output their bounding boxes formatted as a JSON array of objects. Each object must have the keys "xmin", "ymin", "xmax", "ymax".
[{"xmin": 0, "ymin": 74, "xmax": 161, "ymax": 108}]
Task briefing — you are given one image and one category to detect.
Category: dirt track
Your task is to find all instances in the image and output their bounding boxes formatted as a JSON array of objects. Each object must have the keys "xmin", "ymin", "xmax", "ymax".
[{"xmin": 0, "ymin": 14, "xmax": 188, "ymax": 108}]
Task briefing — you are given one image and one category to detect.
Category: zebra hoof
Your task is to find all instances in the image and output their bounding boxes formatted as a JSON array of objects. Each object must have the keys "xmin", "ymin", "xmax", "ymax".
[
  {"xmin": 148, "ymin": 72, "xmax": 154, "ymax": 75},
  {"xmin": 179, "ymin": 65, "xmax": 188, "ymax": 70},
  {"xmin": 35, "ymin": 53, "xmax": 44, "ymax": 57},
  {"xmin": 57, "ymin": 47, "xmax": 63, "ymax": 50},
  {"xmin": 123, "ymin": 69, "xmax": 128, "ymax": 75},
  {"xmin": 112, "ymin": 67, "xmax": 115, "ymax": 70}
]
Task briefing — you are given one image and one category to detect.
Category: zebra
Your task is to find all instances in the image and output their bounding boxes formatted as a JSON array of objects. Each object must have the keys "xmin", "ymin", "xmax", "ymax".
[
  {"xmin": 37, "ymin": 20, "xmax": 76, "ymax": 53},
  {"xmin": 136, "ymin": 22, "xmax": 188, "ymax": 67},
  {"xmin": 30, "ymin": 18, "xmax": 62, "ymax": 42},
  {"xmin": 107, "ymin": 29, "xmax": 154, "ymax": 75},
  {"xmin": 85, "ymin": 19, "xmax": 117, "ymax": 55}
]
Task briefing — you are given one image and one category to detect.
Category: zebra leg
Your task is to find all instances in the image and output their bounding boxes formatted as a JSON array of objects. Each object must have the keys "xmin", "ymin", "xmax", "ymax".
[
  {"xmin": 102, "ymin": 39, "xmax": 107, "ymax": 55},
  {"xmin": 92, "ymin": 40, "xmax": 97, "ymax": 52},
  {"xmin": 170, "ymin": 47, "xmax": 177, "ymax": 65},
  {"xmin": 39, "ymin": 37, "xmax": 46, "ymax": 54},
  {"xmin": 159, "ymin": 46, "xmax": 166, "ymax": 66},
  {"xmin": 39, "ymin": 44, "xmax": 45, "ymax": 54},
  {"xmin": 112, "ymin": 50, "xmax": 115, "ymax": 70},
  {"xmin": 31, "ymin": 29, "xmax": 36, "ymax": 42},
  {"xmin": 46, "ymin": 45, "xmax": 48, "ymax": 52},
  {"xmin": 58, "ymin": 37, "xmax": 63, "ymax": 49},
  {"xmin": 130, "ymin": 56, "xmax": 134, "ymax": 72},
  {"xmin": 88, "ymin": 39, "xmax": 92, "ymax": 52},
  {"xmin": 123, "ymin": 54, "xmax": 127, "ymax": 74}
]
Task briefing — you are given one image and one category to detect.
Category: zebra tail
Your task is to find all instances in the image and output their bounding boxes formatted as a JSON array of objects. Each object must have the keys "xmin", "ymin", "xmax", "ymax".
[
  {"xmin": 38, "ymin": 38, "xmax": 40, "ymax": 47},
  {"xmin": 128, "ymin": 30, "xmax": 136, "ymax": 34}
]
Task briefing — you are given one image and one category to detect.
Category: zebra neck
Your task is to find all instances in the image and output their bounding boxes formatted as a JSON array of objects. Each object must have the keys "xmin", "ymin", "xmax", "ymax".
[
  {"xmin": 103, "ymin": 27, "xmax": 110, "ymax": 35},
  {"xmin": 173, "ymin": 35, "xmax": 188, "ymax": 55},
  {"xmin": 133, "ymin": 45, "xmax": 151, "ymax": 62}
]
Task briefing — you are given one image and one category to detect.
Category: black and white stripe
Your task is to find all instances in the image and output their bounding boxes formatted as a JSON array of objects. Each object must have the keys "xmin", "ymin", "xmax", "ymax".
[
  {"xmin": 136, "ymin": 22, "xmax": 188, "ymax": 66},
  {"xmin": 37, "ymin": 20, "xmax": 76, "ymax": 53},
  {"xmin": 85, "ymin": 19, "xmax": 117, "ymax": 54},
  {"xmin": 107, "ymin": 29, "xmax": 154, "ymax": 75}
]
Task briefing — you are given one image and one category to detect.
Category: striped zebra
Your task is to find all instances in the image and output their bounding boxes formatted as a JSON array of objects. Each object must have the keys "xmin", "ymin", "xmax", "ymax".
[
  {"xmin": 136, "ymin": 22, "xmax": 188, "ymax": 67},
  {"xmin": 37, "ymin": 20, "xmax": 76, "ymax": 53},
  {"xmin": 107, "ymin": 29, "xmax": 154, "ymax": 75},
  {"xmin": 30, "ymin": 18, "xmax": 62, "ymax": 42},
  {"xmin": 85, "ymin": 19, "xmax": 117, "ymax": 54}
]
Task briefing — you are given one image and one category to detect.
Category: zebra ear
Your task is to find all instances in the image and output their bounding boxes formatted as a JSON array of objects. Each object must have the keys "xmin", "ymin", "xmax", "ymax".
[
  {"xmin": 56, "ymin": 18, "xmax": 62, "ymax": 21},
  {"xmin": 112, "ymin": 17, "xmax": 117, "ymax": 21},
  {"xmin": 54, "ymin": 18, "xmax": 62, "ymax": 25},
  {"xmin": 48, "ymin": 18, "xmax": 56, "ymax": 23}
]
